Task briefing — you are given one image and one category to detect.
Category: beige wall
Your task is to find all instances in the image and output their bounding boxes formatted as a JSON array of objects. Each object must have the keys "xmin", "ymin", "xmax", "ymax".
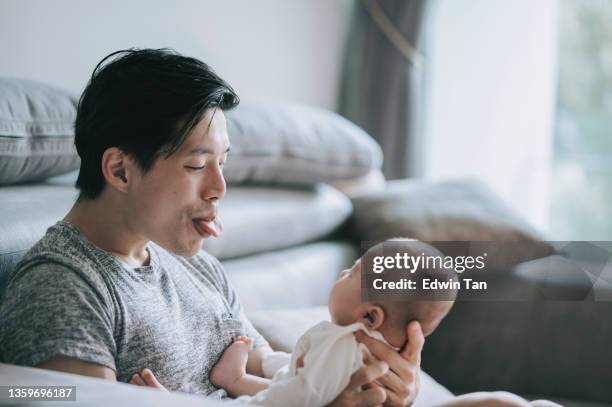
[
  {"xmin": 0, "ymin": 0, "xmax": 352, "ymax": 110},
  {"xmin": 422, "ymin": 0, "xmax": 558, "ymax": 232}
]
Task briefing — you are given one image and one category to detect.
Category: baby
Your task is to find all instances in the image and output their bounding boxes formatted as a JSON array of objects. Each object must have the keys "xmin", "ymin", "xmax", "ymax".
[{"xmin": 130, "ymin": 239, "xmax": 457, "ymax": 405}]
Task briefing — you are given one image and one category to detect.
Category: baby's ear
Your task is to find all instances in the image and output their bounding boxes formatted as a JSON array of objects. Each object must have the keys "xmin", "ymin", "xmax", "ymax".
[{"xmin": 361, "ymin": 304, "xmax": 385, "ymax": 330}]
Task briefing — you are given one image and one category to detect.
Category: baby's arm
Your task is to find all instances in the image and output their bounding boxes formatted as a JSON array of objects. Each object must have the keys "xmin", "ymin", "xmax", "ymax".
[{"xmin": 210, "ymin": 336, "xmax": 271, "ymax": 398}]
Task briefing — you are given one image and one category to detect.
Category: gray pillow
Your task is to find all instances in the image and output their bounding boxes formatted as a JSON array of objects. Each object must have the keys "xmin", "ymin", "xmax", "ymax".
[
  {"xmin": 350, "ymin": 179, "xmax": 556, "ymax": 270},
  {"xmin": 202, "ymin": 183, "xmax": 352, "ymax": 260},
  {"xmin": 0, "ymin": 77, "xmax": 80, "ymax": 184},
  {"xmin": 225, "ymin": 101, "xmax": 383, "ymax": 185}
]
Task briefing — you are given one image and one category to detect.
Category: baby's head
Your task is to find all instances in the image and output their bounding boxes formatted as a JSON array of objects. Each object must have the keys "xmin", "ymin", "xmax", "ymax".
[{"xmin": 328, "ymin": 239, "xmax": 457, "ymax": 349}]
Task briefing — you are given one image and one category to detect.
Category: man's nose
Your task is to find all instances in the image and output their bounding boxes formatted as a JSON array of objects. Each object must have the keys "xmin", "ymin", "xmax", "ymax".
[{"xmin": 201, "ymin": 164, "xmax": 226, "ymax": 202}]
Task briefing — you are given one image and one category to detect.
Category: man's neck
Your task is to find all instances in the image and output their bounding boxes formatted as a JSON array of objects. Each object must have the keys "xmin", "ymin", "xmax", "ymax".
[{"xmin": 63, "ymin": 194, "xmax": 151, "ymax": 268}]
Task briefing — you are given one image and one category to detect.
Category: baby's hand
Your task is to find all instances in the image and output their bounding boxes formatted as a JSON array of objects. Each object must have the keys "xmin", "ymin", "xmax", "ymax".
[
  {"xmin": 129, "ymin": 368, "xmax": 167, "ymax": 391},
  {"xmin": 210, "ymin": 335, "xmax": 253, "ymax": 389}
]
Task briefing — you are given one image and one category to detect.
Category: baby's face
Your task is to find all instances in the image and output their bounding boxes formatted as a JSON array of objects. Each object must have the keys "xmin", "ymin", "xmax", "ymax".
[{"xmin": 328, "ymin": 260, "xmax": 363, "ymax": 326}]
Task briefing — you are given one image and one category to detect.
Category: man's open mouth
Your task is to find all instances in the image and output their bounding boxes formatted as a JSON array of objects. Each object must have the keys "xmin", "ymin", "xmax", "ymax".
[{"xmin": 192, "ymin": 217, "xmax": 223, "ymax": 238}]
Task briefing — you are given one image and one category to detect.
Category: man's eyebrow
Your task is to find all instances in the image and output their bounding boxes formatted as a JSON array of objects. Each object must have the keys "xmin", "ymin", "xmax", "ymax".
[{"xmin": 186, "ymin": 146, "xmax": 231, "ymax": 155}]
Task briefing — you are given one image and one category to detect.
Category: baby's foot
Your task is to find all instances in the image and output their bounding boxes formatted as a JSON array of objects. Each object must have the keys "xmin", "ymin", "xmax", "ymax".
[
  {"xmin": 129, "ymin": 368, "xmax": 167, "ymax": 391},
  {"xmin": 210, "ymin": 336, "xmax": 253, "ymax": 388}
]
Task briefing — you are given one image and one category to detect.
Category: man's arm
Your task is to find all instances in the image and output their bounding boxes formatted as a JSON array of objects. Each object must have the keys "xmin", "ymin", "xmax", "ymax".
[
  {"xmin": 0, "ymin": 264, "xmax": 118, "ymax": 377},
  {"xmin": 36, "ymin": 356, "xmax": 116, "ymax": 380}
]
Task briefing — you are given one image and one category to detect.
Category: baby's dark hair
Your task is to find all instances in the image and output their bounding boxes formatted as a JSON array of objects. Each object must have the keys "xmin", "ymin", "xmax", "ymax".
[{"xmin": 362, "ymin": 238, "xmax": 458, "ymax": 337}]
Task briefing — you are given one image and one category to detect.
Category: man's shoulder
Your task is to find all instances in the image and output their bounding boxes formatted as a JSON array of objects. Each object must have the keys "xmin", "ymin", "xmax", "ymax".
[
  {"xmin": 18, "ymin": 221, "xmax": 93, "ymax": 266},
  {"xmin": 9, "ymin": 221, "xmax": 112, "ymax": 293}
]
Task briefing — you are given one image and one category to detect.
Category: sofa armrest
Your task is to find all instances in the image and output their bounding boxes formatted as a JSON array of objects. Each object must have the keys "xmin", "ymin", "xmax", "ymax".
[{"xmin": 0, "ymin": 363, "xmax": 227, "ymax": 406}]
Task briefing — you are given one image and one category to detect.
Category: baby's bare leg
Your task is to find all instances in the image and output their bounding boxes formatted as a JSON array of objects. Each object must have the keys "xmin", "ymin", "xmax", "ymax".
[
  {"xmin": 210, "ymin": 336, "xmax": 270, "ymax": 397},
  {"xmin": 210, "ymin": 335, "xmax": 252, "ymax": 388},
  {"xmin": 129, "ymin": 368, "xmax": 167, "ymax": 391}
]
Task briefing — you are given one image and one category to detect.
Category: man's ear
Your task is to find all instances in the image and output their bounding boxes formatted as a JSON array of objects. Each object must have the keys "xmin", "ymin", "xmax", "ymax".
[
  {"xmin": 101, "ymin": 147, "xmax": 134, "ymax": 194},
  {"xmin": 360, "ymin": 304, "xmax": 385, "ymax": 330}
]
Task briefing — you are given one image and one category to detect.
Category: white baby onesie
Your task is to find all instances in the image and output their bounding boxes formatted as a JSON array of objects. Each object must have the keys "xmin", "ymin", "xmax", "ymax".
[
  {"xmin": 233, "ymin": 322, "xmax": 563, "ymax": 407},
  {"xmin": 236, "ymin": 320, "xmax": 393, "ymax": 407}
]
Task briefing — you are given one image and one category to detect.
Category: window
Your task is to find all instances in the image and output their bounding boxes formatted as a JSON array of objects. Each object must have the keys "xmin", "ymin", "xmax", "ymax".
[{"xmin": 551, "ymin": 0, "xmax": 612, "ymax": 239}]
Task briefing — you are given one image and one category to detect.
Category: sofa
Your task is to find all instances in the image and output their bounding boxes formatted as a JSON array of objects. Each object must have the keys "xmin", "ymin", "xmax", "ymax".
[{"xmin": 0, "ymin": 77, "xmax": 611, "ymax": 407}]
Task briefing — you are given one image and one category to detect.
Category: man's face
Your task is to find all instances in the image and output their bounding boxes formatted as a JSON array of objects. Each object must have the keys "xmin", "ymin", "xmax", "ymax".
[
  {"xmin": 125, "ymin": 108, "xmax": 230, "ymax": 257},
  {"xmin": 329, "ymin": 260, "xmax": 364, "ymax": 325}
]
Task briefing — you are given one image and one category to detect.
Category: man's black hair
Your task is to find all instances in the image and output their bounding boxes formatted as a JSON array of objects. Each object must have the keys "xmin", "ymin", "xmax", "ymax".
[{"xmin": 74, "ymin": 48, "xmax": 239, "ymax": 200}]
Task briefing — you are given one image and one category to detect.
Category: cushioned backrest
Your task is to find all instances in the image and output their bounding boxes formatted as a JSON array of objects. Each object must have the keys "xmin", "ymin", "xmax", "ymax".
[
  {"xmin": 0, "ymin": 183, "xmax": 79, "ymax": 293},
  {"xmin": 225, "ymin": 101, "xmax": 383, "ymax": 185},
  {"xmin": 0, "ymin": 180, "xmax": 352, "ymax": 294},
  {"xmin": 0, "ymin": 77, "xmax": 79, "ymax": 184}
]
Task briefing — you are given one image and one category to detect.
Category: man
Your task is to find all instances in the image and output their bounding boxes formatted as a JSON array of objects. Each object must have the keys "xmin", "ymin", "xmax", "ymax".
[{"xmin": 0, "ymin": 49, "xmax": 423, "ymax": 406}]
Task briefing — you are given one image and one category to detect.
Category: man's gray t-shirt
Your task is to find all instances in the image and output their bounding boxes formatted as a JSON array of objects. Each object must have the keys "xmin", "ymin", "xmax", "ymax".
[{"xmin": 0, "ymin": 221, "xmax": 267, "ymax": 397}]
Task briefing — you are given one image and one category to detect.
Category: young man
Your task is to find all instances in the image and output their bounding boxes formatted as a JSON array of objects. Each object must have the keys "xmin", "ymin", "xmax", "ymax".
[{"xmin": 0, "ymin": 49, "xmax": 423, "ymax": 406}]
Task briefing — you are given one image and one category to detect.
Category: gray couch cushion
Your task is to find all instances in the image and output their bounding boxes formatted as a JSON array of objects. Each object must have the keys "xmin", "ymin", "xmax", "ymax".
[
  {"xmin": 423, "ymin": 299, "xmax": 612, "ymax": 406},
  {"xmin": 0, "ymin": 183, "xmax": 79, "ymax": 290},
  {"xmin": 0, "ymin": 363, "xmax": 227, "ymax": 406},
  {"xmin": 0, "ymin": 77, "xmax": 80, "ymax": 184},
  {"xmin": 0, "ymin": 182, "xmax": 351, "ymax": 290},
  {"xmin": 0, "ymin": 78, "xmax": 382, "ymax": 187},
  {"xmin": 224, "ymin": 101, "xmax": 383, "ymax": 185},
  {"xmin": 224, "ymin": 241, "xmax": 358, "ymax": 311},
  {"xmin": 350, "ymin": 178, "xmax": 556, "ymax": 270},
  {"xmin": 202, "ymin": 183, "xmax": 352, "ymax": 260}
]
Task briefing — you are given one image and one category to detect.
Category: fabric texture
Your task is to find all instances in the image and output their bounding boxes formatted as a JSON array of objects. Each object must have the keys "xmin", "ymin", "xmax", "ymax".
[
  {"xmin": 0, "ymin": 77, "xmax": 80, "ymax": 184},
  {"xmin": 0, "ymin": 182, "xmax": 352, "ymax": 293},
  {"xmin": 0, "ymin": 221, "xmax": 267, "ymax": 398},
  {"xmin": 237, "ymin": 321, "xmax": 384, "ymax": 406},
  {"xmin": 423, "ymin": 299, "xmax": 612, "ymax": 405},
  {"xmin": 350, "ymin": 178, "xmax": 556, "ymax": 269},
  {"xmin": 247, "ymin": 308, "xmax": 456, "ymax": 406},
  {"xmin": 202, "ymin": 184, "xmax": 353, "ymax": 260},
  {"xmin": 226, "ymin": 243, "xmax": 358, "ymax": 312},
  {"xmin": 245, "ymin": 317, "xmax": 557, "ymax": 407},
  {"xmin": 0, "ymin": 363, "xmax": 230, "ymax": 407},
  {"xmin": 247, "ymin": 307, "xmax": 332, "ymax": 353},
  {"xmin": 224, "ymin": 101, "xmax": 383, "ymax": 186},
  {"xmin": 261, "ymin": 351, "xmax": 293, "ymax": 380}
]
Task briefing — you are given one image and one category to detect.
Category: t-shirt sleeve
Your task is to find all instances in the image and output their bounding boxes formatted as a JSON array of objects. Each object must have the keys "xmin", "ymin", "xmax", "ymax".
[
  {"xmin": 201, "ymin": 253, "xmax": 269, "ymax": 350},
  {"xmin": 0, "ymin": 263, "xmax": 117, "ymax": 371}
]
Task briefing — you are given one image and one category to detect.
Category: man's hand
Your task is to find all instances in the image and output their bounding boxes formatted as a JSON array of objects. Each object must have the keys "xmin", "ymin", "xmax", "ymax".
[
  {"xmin": 355, "ymin": 321, "xmax": 425, "ymax": 407},
  {"xmin": 327, "ymin": 356, "xmax": 388, "ymax": 407}
]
